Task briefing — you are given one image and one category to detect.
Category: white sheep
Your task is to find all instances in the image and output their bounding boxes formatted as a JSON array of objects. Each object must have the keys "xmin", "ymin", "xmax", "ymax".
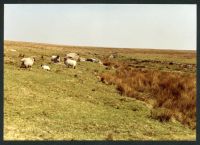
[
  {"xmin": 20, "ymin": 57, "xmax": 35, "ymax": 68},
  {"xmin": 79, "ymin": 57, "xmax": 86, "ymax": 62},
  {"xmin": 66, "ymin": 53, "xmax": 79, "ymax": 61},
  {"xmin": 51, "ymin": 55, "xmax": 60, "ymax": 63},
  {"xmin": 41, "ymin": 64, "xmax": 50, "ymax": 71},
  {"xmin": 86, "ymin": 58, "xmax": 99, "ymax": 63},
  {"xmin": 64, "ymin": 58, "xmax": 77, "ymax": 69}
]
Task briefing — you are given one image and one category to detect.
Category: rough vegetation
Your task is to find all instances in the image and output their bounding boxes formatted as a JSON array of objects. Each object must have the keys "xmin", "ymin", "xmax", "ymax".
[
  {"xmin": 4, "ymin": 40, "xmax": 196, "ymax": 140},
  {"xmin": 100, "ymin": 65, "xmax": 196, "ymax": 129}
]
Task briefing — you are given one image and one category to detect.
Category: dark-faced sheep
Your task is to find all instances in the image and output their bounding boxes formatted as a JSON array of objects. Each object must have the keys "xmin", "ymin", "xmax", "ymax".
[
  {"xmin": 64, "ymin": 57, "xmax": 77, "ymax": 69},
  {"xmin": 51, "ymin": 55, "xmax": 60, "ymax": 63},
  {"xmin": 41, "ymin": 64, "xmax": 50, "ymax": 71}
]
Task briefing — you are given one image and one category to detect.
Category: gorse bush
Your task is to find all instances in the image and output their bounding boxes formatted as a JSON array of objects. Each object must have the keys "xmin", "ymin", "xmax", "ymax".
[{"xmin": 100, "ymin": 65, "xmax": 196, "ymax": 129}]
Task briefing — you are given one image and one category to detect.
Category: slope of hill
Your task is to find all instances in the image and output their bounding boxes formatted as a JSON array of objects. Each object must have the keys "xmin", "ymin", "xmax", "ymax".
[{"xmin": 4, "ymin": 41, "xmax": 196, "ymax": 140}]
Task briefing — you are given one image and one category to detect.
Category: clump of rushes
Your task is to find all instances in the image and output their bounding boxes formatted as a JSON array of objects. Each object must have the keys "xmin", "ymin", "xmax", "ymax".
[{"xmin": 100, "ymin": 64, "xmax": 196, "ymax": 129}]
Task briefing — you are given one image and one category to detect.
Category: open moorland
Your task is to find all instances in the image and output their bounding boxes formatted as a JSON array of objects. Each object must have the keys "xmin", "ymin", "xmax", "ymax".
[{"xmin": 4, "ymin": 40, "xmax": 196, "ymax": 140}]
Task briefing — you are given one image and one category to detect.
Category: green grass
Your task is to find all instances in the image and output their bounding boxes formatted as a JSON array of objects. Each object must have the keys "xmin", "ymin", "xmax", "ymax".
[{"xmin": 4, "ymin": 41, "xmax": 196, "ymax": 140}]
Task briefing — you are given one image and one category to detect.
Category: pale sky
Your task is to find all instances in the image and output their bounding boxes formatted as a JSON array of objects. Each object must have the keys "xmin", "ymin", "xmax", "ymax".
[{"xmin": 4, "ymin": 4, "xmax": 196, "ymax": 50}]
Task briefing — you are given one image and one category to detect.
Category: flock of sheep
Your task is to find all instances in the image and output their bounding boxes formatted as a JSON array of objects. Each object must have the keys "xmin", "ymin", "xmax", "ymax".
[{"xmin": 20, "ymin": 52, "xmax": 103, "ymax": 71}]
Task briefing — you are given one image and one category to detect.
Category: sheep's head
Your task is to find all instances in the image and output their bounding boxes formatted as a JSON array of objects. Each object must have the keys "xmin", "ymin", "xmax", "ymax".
[
  {"xmin": 32, "ymin": 57, "xmax": 36, "ymax": 62},
  {"xmin": 18, "ymin": 54, "xmax": 25, "ymax": 58}
]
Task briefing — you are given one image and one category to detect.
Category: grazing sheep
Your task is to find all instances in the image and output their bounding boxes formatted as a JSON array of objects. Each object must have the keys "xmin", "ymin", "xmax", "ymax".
[
  {"xmin": 51, "ymin": 55, "xmax": 60, "ymax": 63},
  {"xmin": 79, "ymin": 57, "xmax": 86, "ymax": 62},
  {"xmin": 20, "ymin": 57, "xmax": 35, "ymax": 68},
  {"xmin": 66, "ymin": 53, "xmax": 79, "ymax": 61},
  {"xmin": 64, "ymin": 57, "xmax": 77, "ymax": 69},
  {"xmin": 86, "ymin": 58, "xmax": 99, "ymax": 63},
  {"xmin": 41, "ymin": 64, "xmax": 50, "ymax": 71}
]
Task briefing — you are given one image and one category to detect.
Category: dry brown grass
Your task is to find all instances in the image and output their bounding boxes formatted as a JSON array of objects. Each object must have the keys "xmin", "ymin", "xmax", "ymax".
[{"xmin": 100, "ymin": 63, "xmax": 196, "ymax": 129}]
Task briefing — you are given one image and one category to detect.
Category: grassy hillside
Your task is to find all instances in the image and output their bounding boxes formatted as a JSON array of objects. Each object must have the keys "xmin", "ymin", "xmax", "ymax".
[{"xmin": 4, "ymin": 40, "xmax": 196, "ymax": 140}]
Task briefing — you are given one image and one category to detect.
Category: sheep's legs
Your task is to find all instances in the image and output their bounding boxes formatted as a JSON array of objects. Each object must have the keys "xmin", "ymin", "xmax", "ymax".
[
  {"xmin": 20, "ymin": 62, "xmax": 25, "ymax": 68},
  {"xmin": 27, "ymin": 66, "xmax": 32, "ymax": 71}
]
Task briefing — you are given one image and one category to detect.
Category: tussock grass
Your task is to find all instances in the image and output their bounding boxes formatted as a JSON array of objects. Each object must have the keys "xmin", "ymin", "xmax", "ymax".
[{"xmin": 100, "ymin": 65, "xmax": 196, "ymax": 129}]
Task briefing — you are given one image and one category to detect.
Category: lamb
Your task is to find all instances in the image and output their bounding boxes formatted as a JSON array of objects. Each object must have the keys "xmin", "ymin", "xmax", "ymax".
[
  {"xmin": 64, "ymin": 57, "xmax": 77, "ymax": 69},
  {"xmin": 51, "ymin": 55, "xmax": 60, "ymax": 63},
  {"xmin": 20, "ymin": 57, "xmax": 35, "ymax": 68},
  {"xmin": 41, "ymin": 64, "xmax": 50, "ymax": 71}
]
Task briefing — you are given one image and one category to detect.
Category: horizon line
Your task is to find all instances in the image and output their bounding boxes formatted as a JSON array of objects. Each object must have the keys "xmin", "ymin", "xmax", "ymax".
[{"xmin": 4, "ymin": 40, "xmax": 196, "ymax": 52}]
